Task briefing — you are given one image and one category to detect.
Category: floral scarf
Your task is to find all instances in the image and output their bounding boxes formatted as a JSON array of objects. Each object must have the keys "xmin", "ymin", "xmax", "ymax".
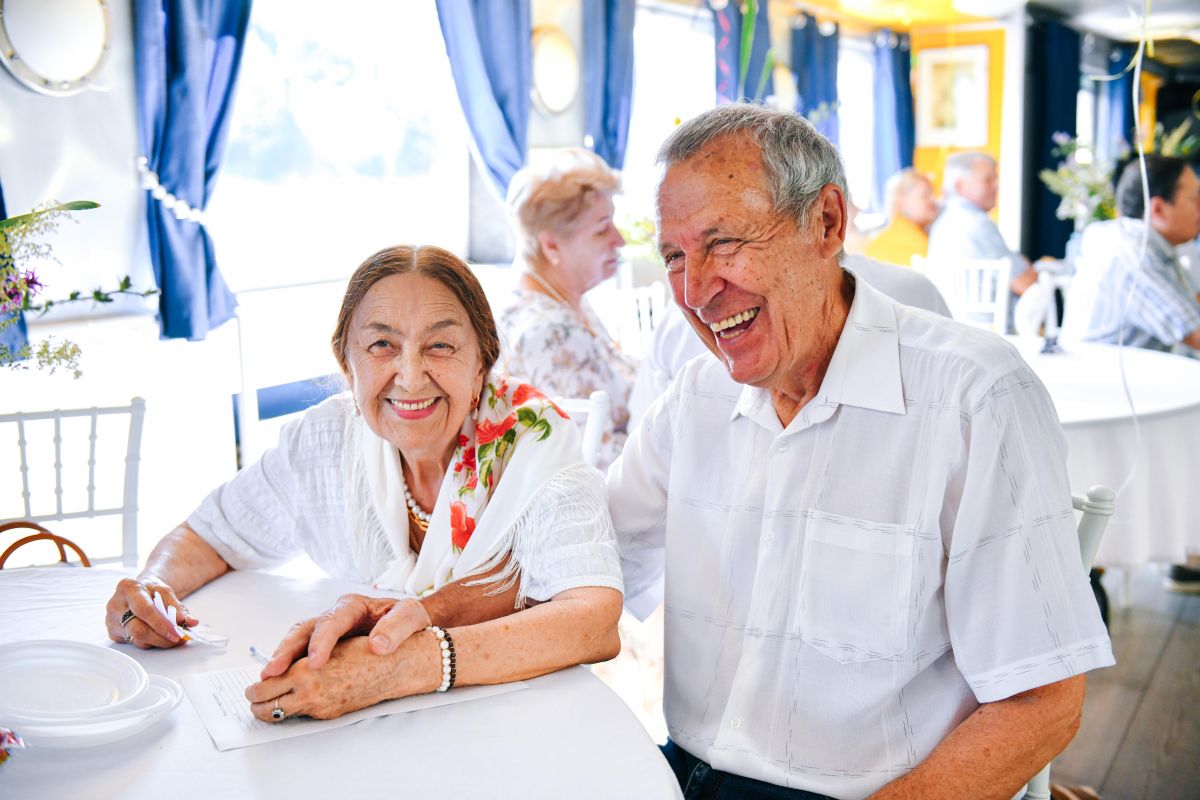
[{"xmin": 365, "ymin": 374, "xmax": 580, "ymax": 598}]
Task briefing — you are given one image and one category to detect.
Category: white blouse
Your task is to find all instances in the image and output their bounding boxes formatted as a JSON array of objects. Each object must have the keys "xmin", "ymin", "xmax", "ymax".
[
  {"xmin": 498, "ymin": 288, "xmax": 638, "ymax": 470},
  {"xmin": 189, "ymin": 394, "xmax": 623, "ymax": 602}
]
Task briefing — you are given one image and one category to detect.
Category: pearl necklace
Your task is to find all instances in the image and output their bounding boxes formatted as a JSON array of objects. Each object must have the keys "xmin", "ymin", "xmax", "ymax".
[
  {"xmin": 399, "ymin": 466, "xmax": 431, "ymax": 523},
  {"xmin": 524, "ymin": 269, "xmax": 572, "ymax": 308},
  {"xmin": 524, "ymin": 269, "xmax": 597, "ymax": 336}
]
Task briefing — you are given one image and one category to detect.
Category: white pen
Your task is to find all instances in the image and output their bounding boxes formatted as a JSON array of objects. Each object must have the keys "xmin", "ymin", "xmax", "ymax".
[{"xmin": 249, "ymin": 645, "xmax": 271, "ymax": 665}]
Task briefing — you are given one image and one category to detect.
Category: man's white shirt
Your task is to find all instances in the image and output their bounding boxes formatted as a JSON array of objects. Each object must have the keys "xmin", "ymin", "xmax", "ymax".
[{"xmin": 608, "ymin": 279, "xmax": 1113, "ymax": 798}]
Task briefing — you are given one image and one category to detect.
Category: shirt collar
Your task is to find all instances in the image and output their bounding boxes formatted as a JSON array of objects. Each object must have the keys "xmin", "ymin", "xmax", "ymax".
[{"xmin": 730, "ymin": 275, "xmax": 907, "ymax": 426}]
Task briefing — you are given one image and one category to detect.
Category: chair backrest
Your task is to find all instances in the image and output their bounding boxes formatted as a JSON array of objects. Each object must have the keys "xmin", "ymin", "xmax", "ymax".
[
  {"xmin": 234, "ymin": 280, "xmax": 344, "ymax": 468},
  {"xmin": 0, "ymin": 398, "xmax": 146, "ymax": 567},
  {"xmin": 0, "ymin": 520, "xmax": 91, "ymax": 569},
  {"xmin": 591, "ymin": 282, "xmax": 667, "ymax": 359},
  {"xmin": 1022, "ymin": 484, "xmax": 1116, "ymax": 800},
  {"xmin": 554, "ymin": 391, "xmax": 611, "ymax": 469},
  {"xmin": 913, "ymin": 255, "xmax": 1011, "ymax": 334}
]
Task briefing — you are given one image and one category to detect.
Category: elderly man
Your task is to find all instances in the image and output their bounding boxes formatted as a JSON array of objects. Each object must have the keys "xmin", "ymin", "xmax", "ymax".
[
  {"xmin": 865, "ymin": 169, "xmax": 940, "ymax": 267},
  {"xmin": 928, "ymin": 152, "xmax": 1038, "ymax": 299},
  {"xmin": 609, "ymin": 104, "xmax": 1112, "ymax": 800}
]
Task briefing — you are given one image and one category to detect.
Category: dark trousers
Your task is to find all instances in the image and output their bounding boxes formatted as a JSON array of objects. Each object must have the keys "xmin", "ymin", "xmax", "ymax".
[{"xmin": 661, "ymin": 740, "xmax": 836, "ymax": 800}]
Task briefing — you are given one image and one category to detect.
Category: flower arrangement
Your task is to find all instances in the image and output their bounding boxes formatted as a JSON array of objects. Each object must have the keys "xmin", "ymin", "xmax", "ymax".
[
  {"xmin": 1038, "ymin": 132, "xmax": 1117, "ymax": 228},
  {"xmin": 1, "ymin": 201, "xmax": 157, "ymax": 377}
]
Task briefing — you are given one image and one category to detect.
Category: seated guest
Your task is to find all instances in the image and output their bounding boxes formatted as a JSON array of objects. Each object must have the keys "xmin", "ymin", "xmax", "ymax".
[
  {"xmin": 865, "ymin": 168, "xmax": 940, "ymax": 267},
  {"xmin": 611, "ymin": 104, "xmax": 1112, "ymax": 799},
  {"xmin": 105, "ymin": 245, "xmax": 622, "ymax": 721},
  {"xmin": 928, "ymin": 151, "xmax": 1038, "ymax": 301},
  {"xmin": 1064, "ymin": 154, "xmax": 1200, "ymax": 353},
  {"xmin": 498, "ymin": 149, "xmax": 637, "ymax": 469},
  {"xmin": 628, "ymin": 254, "xmax": 951, "ymax": 425}
]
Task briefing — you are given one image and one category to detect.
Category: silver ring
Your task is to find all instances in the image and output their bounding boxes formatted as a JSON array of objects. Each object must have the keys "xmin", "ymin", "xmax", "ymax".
[
  {"xmin": 272, "ymin": 699, "xmax": 285, "ymax": 721},
  {"xmin": 120, "ymin": 609, "xmax": 136, "ymax": 627}
]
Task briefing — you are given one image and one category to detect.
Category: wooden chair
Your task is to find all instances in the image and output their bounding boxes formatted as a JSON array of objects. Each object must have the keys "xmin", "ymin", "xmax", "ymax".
[
  {"xmin": 913, "ymin": 255, "xmax": 1012, "ymax": 334},
  {"xmin": 0, "ymin": 398, "xmax": 145, "ymax": 567},
  {"xmin": 554, "ymin": 390, "xmax": 611, "ymax": 469},
  {"xmin": 1023, "ymin": 485, "xmax": 1117, "ymax": 800},
  {"xmin": 0, "ymin": 520, "xmax": 90, "ymax": 568}
]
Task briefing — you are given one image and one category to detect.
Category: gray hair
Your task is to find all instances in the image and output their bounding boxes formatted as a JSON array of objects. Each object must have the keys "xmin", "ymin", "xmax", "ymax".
[
  {"xmin": 656, "ymin": 103, "xmax": 848, "ymax": 225},
  {"xmin": 942, "ymin": 152, "xmax": 995, "ymax": 198}
]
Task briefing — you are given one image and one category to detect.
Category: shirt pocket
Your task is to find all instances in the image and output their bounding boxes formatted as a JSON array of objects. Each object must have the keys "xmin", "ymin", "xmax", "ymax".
[{"xmin": 798, "ymin": 511, "xmax": 915, "ymax": 664}]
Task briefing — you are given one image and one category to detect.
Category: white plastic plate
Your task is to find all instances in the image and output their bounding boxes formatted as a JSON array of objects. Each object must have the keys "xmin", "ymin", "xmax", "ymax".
[
  {"xmin": 15, "ymin": 675, "xmax": 183, "ymax": 750},
  {"xmin": 0, "ymin": 640, "xmax": 149, "ymax": 718}
]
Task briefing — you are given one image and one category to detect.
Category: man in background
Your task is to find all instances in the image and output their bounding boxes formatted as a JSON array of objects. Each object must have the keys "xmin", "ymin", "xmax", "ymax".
[{"xmin": 928, "ymin": 152, "xmax": 1038, "ymax": 302}]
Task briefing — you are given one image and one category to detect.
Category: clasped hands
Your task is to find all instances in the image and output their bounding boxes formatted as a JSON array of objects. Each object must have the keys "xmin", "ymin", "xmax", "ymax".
[{"xmin": 245, "ymin": 594, "xmax": 441, "ymax": 722}]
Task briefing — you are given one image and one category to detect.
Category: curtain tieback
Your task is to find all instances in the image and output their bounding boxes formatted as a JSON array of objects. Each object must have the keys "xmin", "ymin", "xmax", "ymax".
[{"xmin": 135, "ymin": 156, "xmax": 207, "ymax": 224}]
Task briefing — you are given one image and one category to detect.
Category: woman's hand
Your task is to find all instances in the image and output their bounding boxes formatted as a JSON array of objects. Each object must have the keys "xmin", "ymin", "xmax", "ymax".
[
  {"xmin": 261, "ymin": 594, "xmax": 433, "ymax": 677},
  {"xmin": 104, "ymin": 576, "xmax": 199, "ymax": 649},
  {"xmin": 245, "ymin": 634, "xmax": 440, "ymax": 721}
]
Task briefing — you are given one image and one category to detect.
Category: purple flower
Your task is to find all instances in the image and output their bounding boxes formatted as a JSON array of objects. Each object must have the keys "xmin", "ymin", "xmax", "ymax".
[
  {"xmin": 22, "ymin": 270, "xmax": 42, "ymax": 295},
  {"xmin": 1051, "ymin": 131, "xmax": 1071, "ymax": 146}
]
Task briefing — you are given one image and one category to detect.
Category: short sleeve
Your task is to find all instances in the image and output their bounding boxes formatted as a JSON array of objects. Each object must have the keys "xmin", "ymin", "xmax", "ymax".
[
  {"xmin": 508, "ymin": 464, "xmax": 624, "ymax": 602},
  {"xmin": 606, "ymin": 370, "xmax": 679, "ymax": 620},
  {"xmin": 943, "ymin": 366, "xmax": 1114, "ymax": 703},
  {"xmin": 188, "ymin": 398, "xmax": 351, "ymax": 571}
]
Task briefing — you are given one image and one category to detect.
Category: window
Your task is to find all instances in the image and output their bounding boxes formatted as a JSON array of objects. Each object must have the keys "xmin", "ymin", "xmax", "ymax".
[
  {"xmin": 621, "ymin": 2, "xmax": 716, "ymax": 222},
  {"xmin": 207, "ymin": 1, "xmax": 469, "ymax": 291},
  {"xmin": 836, "ymin": 36, "xmax": 876, "ymax": 212}
]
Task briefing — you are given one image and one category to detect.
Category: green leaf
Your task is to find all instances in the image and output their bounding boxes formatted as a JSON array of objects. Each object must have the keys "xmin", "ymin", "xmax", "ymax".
[
  {"xmin": 753, "ymin": 49, "xmax": 775, "ymax": 103},
  {"xmin": 738, "ymin": 0, "xmax": 757, "ymax": 101},
  {"xmin": 118, "ymin": 275, "xmax": 132, "ymax": 291},
  {"xmin": 478, "ymin": 442, "xmax": 494, "ymax": 462},
  {"xmin": 516, "ymin": 407, "xmax": 539, "ymax": 426},
  {"xmin": 0, "ymin": 201, "xmax": 99, "ymax": 232},
  {"xmin": 534, "ymin": 419, "xmax": 552, "ymax": 441}
]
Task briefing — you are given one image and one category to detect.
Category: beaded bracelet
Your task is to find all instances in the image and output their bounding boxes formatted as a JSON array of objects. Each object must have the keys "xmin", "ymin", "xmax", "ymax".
[{"xmin": 426, "ymin": 626, "xmax": 457, "ymax": 692}]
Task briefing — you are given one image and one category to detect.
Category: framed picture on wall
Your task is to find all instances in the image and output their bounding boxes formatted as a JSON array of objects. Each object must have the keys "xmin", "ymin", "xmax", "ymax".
[{"xmin": 915, "ymin": 44, "xmax": 989, "ymax": 148}]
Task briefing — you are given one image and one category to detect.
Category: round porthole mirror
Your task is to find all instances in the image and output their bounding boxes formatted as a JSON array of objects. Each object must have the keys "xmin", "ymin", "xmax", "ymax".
[
  {"xmin": 0, "ymin": 0, "xmax": 110, "ymax": 97},
  {"xmin": 531, "ymin": 26, "xmax": 579, "ymax": 116}
]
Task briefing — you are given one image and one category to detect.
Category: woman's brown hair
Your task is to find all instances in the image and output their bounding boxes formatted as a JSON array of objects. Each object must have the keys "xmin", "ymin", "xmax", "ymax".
[{"xmin": 330, "ymin": 245, "xmax": 500, "ymax": 376}]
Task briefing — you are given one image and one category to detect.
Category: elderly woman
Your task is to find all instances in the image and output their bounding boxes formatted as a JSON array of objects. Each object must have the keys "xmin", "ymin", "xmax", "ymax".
[
  {"xmin": 500, "ymin": 148, "xmax": 637, "ymax": 469},
  {"xmin": 104, "ymin": 245, "xmax": 622, "ymax": 721}
]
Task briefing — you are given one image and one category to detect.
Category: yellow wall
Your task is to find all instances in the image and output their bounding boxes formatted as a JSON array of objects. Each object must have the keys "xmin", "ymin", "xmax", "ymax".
[
  {"xmin": 1139, "ymin": 71, "xmax": 1162, "ymax": 150},
  {"xmin": 910, "ymin": 27, "xmax": 1006, "ymax": 200}
]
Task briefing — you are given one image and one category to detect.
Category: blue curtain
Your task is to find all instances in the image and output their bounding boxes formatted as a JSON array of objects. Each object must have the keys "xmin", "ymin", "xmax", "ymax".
[
  {"xmin": 711, "ymin": 0, "xmax": 774, "ymax": 105},
  {"xmin": 790, "ymin": 13, "xmax": 839, "ymax": 144},
  {"xmin": 1024, "ymin": 17, "xmax": 1079, "ymax": 260},
  {"xmin": 1102, "ymin": 44, "xmax": 1136, "ymax": 163},
  {"xmin": 583, "ymin": 0, "xmax": 635, "ymax": 169},
  {"xmin": 436, "ymin": 0, "xmax": 532, "ymax": 196},
  {"xmin": 133, "ymin": 0, "xmax": 248, "ymax": 341},
  {"xmin": 871, "ymin": 30, "xmax": 914, "ymax": 211},
  {"xmin": 0, "ymin": 177, "xmax": 29, "ymax": 360}
]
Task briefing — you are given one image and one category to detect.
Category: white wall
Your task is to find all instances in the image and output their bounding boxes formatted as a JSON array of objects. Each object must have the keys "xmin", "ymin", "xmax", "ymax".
[{"xmin": 0, "ymin": 3, "xmax": 154, "ymax": 320}]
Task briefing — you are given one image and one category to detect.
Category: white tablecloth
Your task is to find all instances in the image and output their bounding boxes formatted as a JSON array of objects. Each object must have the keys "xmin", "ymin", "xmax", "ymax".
[
  {"xmin": 0, "ymin": 568, "xmax": 681, "ymax": 799},
  {"xmin": 1010, "ymin": 337, "xmax": 1200, "ymax": 565}
]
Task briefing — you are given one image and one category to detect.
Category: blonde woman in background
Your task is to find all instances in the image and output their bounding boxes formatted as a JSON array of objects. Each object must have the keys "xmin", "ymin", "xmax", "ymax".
[{"xmin": 499, "ymin": 149, "xmax": 637, "ymax": 469}]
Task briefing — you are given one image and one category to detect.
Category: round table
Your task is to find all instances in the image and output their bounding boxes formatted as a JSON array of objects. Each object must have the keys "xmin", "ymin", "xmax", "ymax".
[
  {"xmin": 0, "ymin": 568, "xmax": 682, "ymax": 799},
  {"xmin": 1009, "ymin": 337, "xmax": 1200, "ymax": 566}
]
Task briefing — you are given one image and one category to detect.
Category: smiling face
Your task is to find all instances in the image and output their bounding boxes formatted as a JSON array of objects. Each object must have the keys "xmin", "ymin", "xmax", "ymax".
[
  {"xmin": 343, "ymin": 272, "xmax": 485, "ymax": 465},
  {"xmin": 656, "ymin": 132, "xmax": 849, "ymax": 397},
  {"xmin": 543, "ymin": 191, "xmax": 625, "ymax": 294}
]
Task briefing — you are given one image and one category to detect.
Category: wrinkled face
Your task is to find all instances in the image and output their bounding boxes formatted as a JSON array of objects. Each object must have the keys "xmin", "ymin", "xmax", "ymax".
[
  {"xmin": 344, "ymin": 273, "xmax": 485, "ymax": 462},
  {"xmin": 656, "ymin": 133, "xmax": 846, "ymax": 391},
  {"xmin": 547, "ymin": 192, "xmax": 625, "ymax": 293},
  {"xmin": 1153, "ymin": 166, "xmax": 1200, "ymax": 246},
  {"xmin": 899, "ymin": 176, "xmax": 939, "ymax": 228},
  {"xmin": 956, "ymin": 160, "xmax": 999, "ymax": 212}
]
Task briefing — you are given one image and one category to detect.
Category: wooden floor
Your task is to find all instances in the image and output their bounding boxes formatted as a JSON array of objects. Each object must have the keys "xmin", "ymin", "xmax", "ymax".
[{"xmin": 1052, "ymin": 566, "xmax": 1200, "ymax": 799}]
